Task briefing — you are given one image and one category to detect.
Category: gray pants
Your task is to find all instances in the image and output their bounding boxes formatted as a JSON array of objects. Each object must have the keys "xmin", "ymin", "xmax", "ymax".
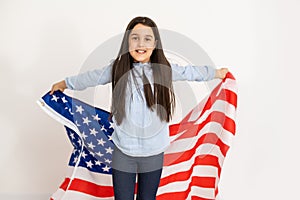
[{"xmin": 112, "ymin": 146, "xmax": 164, "ymax": 173}]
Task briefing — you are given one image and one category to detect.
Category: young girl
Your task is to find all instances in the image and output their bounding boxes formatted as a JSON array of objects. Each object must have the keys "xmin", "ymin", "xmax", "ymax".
[{"xmin": 50, "ymin": 16, "xmax": 228, "ymax": 200}]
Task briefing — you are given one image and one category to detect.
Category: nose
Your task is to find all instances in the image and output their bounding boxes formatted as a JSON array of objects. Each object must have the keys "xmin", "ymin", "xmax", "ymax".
[{"xmin": 137, "ymin": 40, "xmax": 145, "ymax": 48}]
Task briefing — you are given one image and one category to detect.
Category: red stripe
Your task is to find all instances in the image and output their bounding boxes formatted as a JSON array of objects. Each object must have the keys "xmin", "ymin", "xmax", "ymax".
[
  {"xmin": 224, "ymin": 72, "xmax": 235, "ymax": 80},
  {"xmin": 169, "ymin": 86, "xmax": 237, "ymax": 137},
  {"xmin": 179, "ymin": 78, "xmax": 237, "ymax": 126},
  {"xmin": 59, "ymin": 178, "xmax": 114, "ymax": 198},
  {"xmin": 191, "ymin": 196, "xmax": 214, "ymax": 200},
  {"xmin": 164, "ymin": 151, "xmax": 221, "ymax": 176},
  {"xmin": 169, "ymin": 111, "xmax": 236, "ymax": 140},
  {"xmin": 157, "ymin": 174, "xmax": 216, "ymax": 200},
  {"xmin": 160, "ymin": 156, "xmax": 217, "ymax": 188}
]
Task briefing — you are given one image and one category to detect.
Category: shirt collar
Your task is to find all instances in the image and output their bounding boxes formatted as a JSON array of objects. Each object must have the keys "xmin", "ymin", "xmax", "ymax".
[{"xmin": 132, "ymin": 62, "xmax": 151, "ymax": 68}]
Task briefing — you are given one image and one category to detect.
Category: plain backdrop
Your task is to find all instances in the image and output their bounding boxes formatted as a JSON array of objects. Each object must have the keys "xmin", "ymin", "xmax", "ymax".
[{"xmin": 0, "ymin": 0, "xmax": 299, "ymax": 199}]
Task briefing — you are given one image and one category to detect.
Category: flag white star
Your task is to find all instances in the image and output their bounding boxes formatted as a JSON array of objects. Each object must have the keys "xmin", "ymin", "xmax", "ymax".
[
  {"xmin": 108, "ymin": 135, "xmax": 113, "ymax": 140},
  {"xmin": 97, "ymin": 138, "xmax": 106, "ymax": 146},
  {"xmin": 81, "ymin": 131, "xmax": 88, "ymax": 140},
  {"xmin": 87, "ymin": 142, "xmax": 96, "ymax": 150},
  {"xmin": 89, "ymin": 128, "xmax": 98, "ymax": 136},
  {"xmin": 73, "ymin": 156, "xmax": 78, "ymax": 163},
  {"xmin": 68, "ymin": 108, "xmax": 74, "ymax": 115},
  {"xmin": 75, "ymin": 120, "xmax": 81, "ymax": 127},
  {"xmin": 95, "ymin": 160, "xmax": 102, "ymax": 166},
  {"xmin": 82, "ymin": 117, "xmax": 91, "ymax": 126},
  {"xmin": 92, "ymin": 114, "xmax": 101, "ymax": 121},
  {"xmin": 104, "ymin": 158, "xmax": 112, "ymax": 164},
  {"xmin": 72, "ymin": 149, "xmax": 77, "ymax": 154},
  {"xmin": 51, "ymin": 95, "xmax": 59, "ymax": 102},
  {"xmin": 101, "ymin": 125, "xmax": 107, "ymax": 132},
  {"xmin": 96, "ymin": 151, "xmax": 104, "ymax": 157},
  {"xmin": 77, "ymin": 139, "xmax": 82, "ymax": 146},
  {"xmin": 70, "ymin": 133, "xmax": 75, "ymax": 140},
  {"xmin": 86, "ymin": 160, "xmax": 93, "ymax": 168},
  {"xmin": 81, "ymin": 151, "xmax": 88, "ymax": 158},
  {"xmin": 76, "ymin": 105, "xmax": 84, "ymax": 114},
  {"xmin": 90, "ymin": 151, "xmax": 95, "ymax": 157},
  {"xmin": 102, "ymin": 165, "xmax": 110, "ymax": 172},
  {"xmin": 109, "ymin": 122, "xmax": 114, "ymax": 129},
  {"xmin": 61, "ymin": 96, "xmax": 68, "ymax": 103},
  {"xmin": 105, "ymin": 147, "xmax": 114, "ymax": 154}
]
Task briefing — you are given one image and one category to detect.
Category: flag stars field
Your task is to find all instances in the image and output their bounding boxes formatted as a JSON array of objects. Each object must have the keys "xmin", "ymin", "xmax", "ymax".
[
  {"xmin": 87, "ymin": 142, "xmax": 96, "ymax": 150},
  {"xmin": 86, "ymin": 160, "xmax": 94, "ymax": 168},
  {"xmin": 102, "ymin": 165, "xmax": 110, "ymax": 172},
  {"xmin": 75, "ymin": 105, "xmax": 84, "ymax": 114},
  {"xmin": 92, "ymin": 114, "xmax": 101, "ymax": 121},
  {"xmin": 82, "ymin": 117, "xmax": 91, "ymax": 126},
  {"xmin": 51, "ymin": 95, "xmax": 59, "ymax": 102},
  {"xmin": 97, "ymin": 138, "xmax": 106, "ymax": 146},
  {"xmin": 89, "ymin": 128, "xmax": 98, "ymax": 136},
  {"xmin": 61, "ymin": 96, "xmax": 68, "ymax": 103},
  {"xmin": 105, "ymin": 147, "xmax": 113, "ymax": 154}
]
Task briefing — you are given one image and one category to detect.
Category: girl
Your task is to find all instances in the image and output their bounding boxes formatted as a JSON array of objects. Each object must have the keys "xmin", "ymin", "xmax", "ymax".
[{"xmin": 50, "ymin": 16, "xmax": 228, "ymax": 200}]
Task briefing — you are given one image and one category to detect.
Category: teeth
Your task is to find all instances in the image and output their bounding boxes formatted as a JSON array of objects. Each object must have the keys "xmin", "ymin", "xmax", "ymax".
[{"xmin": 137, "ymin": 50, "xmax": 146, "ymax": 53}]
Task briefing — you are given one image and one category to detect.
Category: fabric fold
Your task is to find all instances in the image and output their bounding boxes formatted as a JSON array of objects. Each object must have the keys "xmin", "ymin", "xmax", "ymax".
[{"xmin": 37, "ymin": 72, "xmax": 237, "ymax": 200}]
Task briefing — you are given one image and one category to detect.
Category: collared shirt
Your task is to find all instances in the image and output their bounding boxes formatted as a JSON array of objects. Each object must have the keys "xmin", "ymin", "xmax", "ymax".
[{"xmin": 65, "ymin": 61, "xmax": 215, "ymax": 157}]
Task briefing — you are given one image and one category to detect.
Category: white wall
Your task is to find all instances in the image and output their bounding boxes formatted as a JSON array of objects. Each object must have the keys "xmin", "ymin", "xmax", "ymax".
[{"xmin": 0, "ymin": 0, "xmax": 299, "ymax": 199}]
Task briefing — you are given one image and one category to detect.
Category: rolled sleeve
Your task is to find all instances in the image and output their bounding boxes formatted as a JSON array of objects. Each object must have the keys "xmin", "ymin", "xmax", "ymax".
[
  {"xmin": 171, "ymin": 63, "xmax": 215, "ymax": 82},
  {"xmin": 65, "ymin": 64, "xmax": 112, "ymax": 90}
]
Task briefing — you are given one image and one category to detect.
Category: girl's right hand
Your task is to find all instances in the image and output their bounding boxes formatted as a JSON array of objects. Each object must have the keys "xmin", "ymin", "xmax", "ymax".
[{"xmin": 50, "ymin": 80, "xmax": 67, "ymax": 95}]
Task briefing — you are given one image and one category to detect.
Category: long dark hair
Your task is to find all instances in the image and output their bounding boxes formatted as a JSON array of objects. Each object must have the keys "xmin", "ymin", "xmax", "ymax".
[{"xmin": 111, "ymin": 16, "xmax": 175, "ymax": 125}]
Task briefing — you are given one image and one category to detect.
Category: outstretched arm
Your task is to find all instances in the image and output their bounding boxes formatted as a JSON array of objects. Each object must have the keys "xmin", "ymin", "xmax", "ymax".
[
  {"xmin": 171, "ymin": 63, "xmax": 229, "ymax": 82},
  {"xmin": 50, "ymin": 63, "xmax": 112, "ymax": 95}
]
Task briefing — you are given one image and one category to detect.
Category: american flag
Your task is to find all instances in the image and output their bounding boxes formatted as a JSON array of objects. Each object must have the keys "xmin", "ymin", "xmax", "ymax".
[{"xmin": 38, "ymin": 72, "xmax": 237, "ymax": 200}]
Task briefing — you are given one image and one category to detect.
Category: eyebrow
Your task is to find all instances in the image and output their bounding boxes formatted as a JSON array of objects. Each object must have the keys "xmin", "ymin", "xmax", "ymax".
[{"xmin": 130, "ymin": 33, "xmax": 153, "ymax": 38}]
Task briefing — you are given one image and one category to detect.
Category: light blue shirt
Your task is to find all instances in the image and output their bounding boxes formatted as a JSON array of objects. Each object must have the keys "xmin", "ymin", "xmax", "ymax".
[{"xmin": 65, "ymin": 61, "xmax": 215, "ymax": 157}]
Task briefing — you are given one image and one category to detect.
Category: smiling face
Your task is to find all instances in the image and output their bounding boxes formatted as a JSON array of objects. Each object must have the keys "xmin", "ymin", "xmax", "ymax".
[{"xmin": 128, "ymin": 23, "xmax": 157, "ymax": 63}]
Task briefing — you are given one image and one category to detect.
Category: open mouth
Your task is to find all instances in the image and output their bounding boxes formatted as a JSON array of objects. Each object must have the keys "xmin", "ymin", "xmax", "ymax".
[{"xmin": 135, "ymin": 49, "xmax": 147, "ymax": 54}]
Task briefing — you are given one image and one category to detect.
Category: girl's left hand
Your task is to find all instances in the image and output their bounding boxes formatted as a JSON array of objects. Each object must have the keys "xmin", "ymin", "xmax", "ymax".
[{"xmin": 215, "ymin": 68, "xmax": 229, "ymax": 79}]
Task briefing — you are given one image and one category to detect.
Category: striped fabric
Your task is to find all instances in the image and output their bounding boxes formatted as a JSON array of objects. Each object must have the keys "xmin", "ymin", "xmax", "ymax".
[{"xmin": 38, "ymin": 72, "xmax": 237, "ymax": 200}]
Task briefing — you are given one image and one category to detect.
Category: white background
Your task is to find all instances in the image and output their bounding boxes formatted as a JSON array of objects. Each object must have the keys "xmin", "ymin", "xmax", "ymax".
[{"xmin": 0, "ymin": 0, "xmax": 299, "ymax": 199}]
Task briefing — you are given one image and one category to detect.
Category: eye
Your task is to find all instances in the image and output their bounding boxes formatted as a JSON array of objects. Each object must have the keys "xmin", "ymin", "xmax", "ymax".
[
  {"xmin": 145, "ymin": 37, "xmax": 152, "ymax": 42},
  {"xmin": 131, "ymin": 36, "xmax": 139, "ymax": 41}
]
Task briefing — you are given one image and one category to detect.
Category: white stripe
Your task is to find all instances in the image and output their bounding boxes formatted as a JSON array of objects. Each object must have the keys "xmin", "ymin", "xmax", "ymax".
[
  {"xmin": 188, "ymin": 99, "xmax": 236, "ymax": 125},
  {"xmin": 166, "ymin": 122, "xmax": 233, "ymax": 154},
  {"xmin": 50, "ymin": 188, "xmax": 65, "ymax": 200},
  {"xmin": 170, "ymin": 98, "xmax": 235, "ymax": 142},
  {"xmin": 157, "ymin": 179, "xmax": 215, "ymax": 199},
  {"xmin": 180, "ymin": 78, "xmax": 236, "ymax": 124},
  {"xmin": 162, "ymin": 143, "xmax": 224, "ymax": 177},
  {"xmin": 65, "ymin": 166, "xmax": 113, "ymax": 186},
  {"xmin": 162, "ymin": 165, "xmax": 218, "ymax": 179},
  {"xmin": 186, "ymin": 186, "xmax": 216, "ymax": 199},
  {"xmin": 223, "ymin": 78, "xmax": 237, "ymax": 94},
  {"xmin": 166, "ymin": 144, "xmax": 225, "ymax": 171},
  {"xmin": 187, "ymin": 93, "xmax": 210, "ymax": 122},
  {"xmin": 36, "ymin": 99, "xmax": 80, "ymax": 134}
]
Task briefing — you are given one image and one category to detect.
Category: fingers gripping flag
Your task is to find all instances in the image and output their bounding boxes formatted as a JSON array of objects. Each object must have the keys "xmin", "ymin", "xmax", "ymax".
[{"xmin": 38, "ymin": 72, "xmax": 237, "ymax": 200}]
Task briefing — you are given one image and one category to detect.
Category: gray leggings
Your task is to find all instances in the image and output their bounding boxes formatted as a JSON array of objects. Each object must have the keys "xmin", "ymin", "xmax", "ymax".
[
  {"xmin": 112, "ymin": 146, "xmax": 164, "ymax": 173},
  {"xmin": 112, "ymin": 147, "xmax": 164, "ymax": 200}
]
